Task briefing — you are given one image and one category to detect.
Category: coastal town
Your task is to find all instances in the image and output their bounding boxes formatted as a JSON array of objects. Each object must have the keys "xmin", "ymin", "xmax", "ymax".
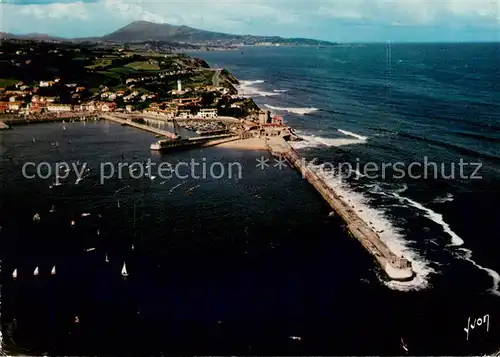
[{"xmin": 0, "ymin": 39, "xmax": 300, "ymax": 143}]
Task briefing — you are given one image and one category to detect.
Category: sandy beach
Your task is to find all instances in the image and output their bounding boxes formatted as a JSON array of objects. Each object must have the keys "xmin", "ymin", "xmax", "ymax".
[{"xmin": 216, "ymin": 137, "xmax": 269, "ymax": 150}]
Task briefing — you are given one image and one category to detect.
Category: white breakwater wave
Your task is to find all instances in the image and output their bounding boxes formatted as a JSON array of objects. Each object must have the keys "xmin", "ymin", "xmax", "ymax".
[
  {"xmin": 311, "ymin": 164, "xmax": 434, "ymax": 291},
  {"xmin": 264, "ymin": 104, "xmax": 319, "ymax": 115},
  {"xmin": 392, "ymin": 192, "xmax": 463, "ymax": 246},
  {"xmin": 392, "ymin": 193, "xmax": 500, "ymax": 296},
  {"xmin": 338, "ymin": 129, "xmax": 368, "ymax": 141},
  {"xmin": 290, "ymin": 130, "xmax": 367, "ymax": 149},
  {"xmin": 432, "ymin": 193, "xmax": 454, "ymax": 203},
  {"xmin": 237, "ymin": 80, "xmax": 280, "ymax": 98}
]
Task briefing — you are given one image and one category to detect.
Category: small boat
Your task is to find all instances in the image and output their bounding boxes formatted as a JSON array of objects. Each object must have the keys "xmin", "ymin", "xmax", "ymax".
[
  {"xmin": 33, "ymin": 267, "xmax": 39, "ymax": 276},
  {"xmin": 81, "ymin": 213, "xmax": 91, "ymax": 217},
  {"xmin": 32, "ymin": 137, "xmax": 36, "ymax": 143},
  {"xmin": 70, "ymin": 220, "xmax": 76, "ymax": 226},
  {"xmin": 401, "ymin": 338, "xmax": 408, "ymax": 353},
  {"xmin": 150, "ymin": 176, "xmax": 156, "ymax": 181},
  {"xmin": 50, "ymin": 205, "xmax": 56, "ymax": 213},
  {"xmin": 12, "ymin": 269, "xmax": 17, "ymax": 279},
  {"xmin": 131, "ymin": 244, "xmax": 135, "ymax": 251},
  {"xmin": 51, "ymin": 266, "xmax": 56, "ymax": 275},
  {"xmin": 289, "ymin": 336, "xmax": 301, "ymax": 341},
  {"xmin": 121, "ymin": 262, "xmax": 128, "ymax": 277},
  {"xmin": 33, "ymin": 213, "xmax": 41, "ymax": 223},
  {"xmin": 75, "ymin": 178, "xmax": 83, "ymax": 185},
  {"xmin": 85, "ymin": 247, "xmax": 96, "ymax": 252},
  {"xmin": 97, "ymin": 229, "xmax": 100, "ymax": 235},
  {"xmin": 105, "ymin": 254, "xmax": 109, "ymax": 263}
]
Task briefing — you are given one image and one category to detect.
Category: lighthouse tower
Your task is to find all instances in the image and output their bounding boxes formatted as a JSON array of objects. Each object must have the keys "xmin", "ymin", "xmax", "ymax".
[{"xmin": 177, "ymin": 80, "xmax": 182, "ymax": 92}]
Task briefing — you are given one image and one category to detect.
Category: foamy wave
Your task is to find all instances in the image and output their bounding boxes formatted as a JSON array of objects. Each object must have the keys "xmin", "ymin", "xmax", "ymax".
[
  {"xmin": 338, "ymin": 129, "xmax": 368, "ymax": 141},
  {"xmin": 264, "ymin": 104, "xmax": 319, "ymax": 115},
  {"xmin": 273, "ymin": 89, "xmax": 288, "ymax": 93},
  {"xmin": 311, "ymin": 164, "xmax": 434, "ymax": 291},
  {"xmin": 393, "ymin": 193, "xmax": 463, "ymax": 246},
  {"xmin": 393, "ymin": 193, "xmax": 500, "ymax": 296},
  {"xmin": 432, "ymin": 193, "xmax": 454, "ymax": 204},
  {"xmin": 237, "ymin": 79, "xmax": 280, "ymax": 98},
  {"xmin": 290, "ymin": 131, "xmax": 367, "ymax": 149}
]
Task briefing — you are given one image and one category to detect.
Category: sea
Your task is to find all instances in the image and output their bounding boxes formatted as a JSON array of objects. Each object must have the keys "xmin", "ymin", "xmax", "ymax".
[{"xmin": 1, "ymin": 43, "xmax": 499, "ymax": 355}]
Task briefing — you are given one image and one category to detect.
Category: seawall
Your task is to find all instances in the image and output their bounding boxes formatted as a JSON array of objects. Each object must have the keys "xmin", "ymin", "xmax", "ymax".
[
  {"xmin": 101, "ymin": 114, "xmax": 178, "ymax": 139},
  {"xmin": 267, "ymin": 138, "xmax": 415, "ymax": 281}
]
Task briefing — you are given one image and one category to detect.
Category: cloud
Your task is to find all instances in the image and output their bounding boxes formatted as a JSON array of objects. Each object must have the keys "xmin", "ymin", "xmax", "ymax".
[
  {"xmin": 16, "ymin": 0, "xmax": 89, "ymax": 20},
  {"xmin": 1, "ymin": 0, "xmax": 499, "ymax": 40}
]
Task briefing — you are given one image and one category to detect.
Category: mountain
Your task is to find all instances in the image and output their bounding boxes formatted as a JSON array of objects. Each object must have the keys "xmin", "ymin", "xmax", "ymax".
[
  {"xmin": 0, "ymin": 32, "xmax": 64, "ymax": 41},
  {"xmin": 101, "ymin": 21, "xmax": 336, "ymax": 46}
]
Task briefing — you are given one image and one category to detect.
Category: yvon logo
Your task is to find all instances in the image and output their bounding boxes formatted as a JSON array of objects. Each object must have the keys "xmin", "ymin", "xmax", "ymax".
[{"xmin": 464, "ymin": 314, "xmax": 490, "ymax": 341}]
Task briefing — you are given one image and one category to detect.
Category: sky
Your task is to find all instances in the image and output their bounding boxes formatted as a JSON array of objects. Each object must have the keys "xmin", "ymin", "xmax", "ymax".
[{"xmin": 1, "ymin": 0, "xmax": 499, "ymax": 42}]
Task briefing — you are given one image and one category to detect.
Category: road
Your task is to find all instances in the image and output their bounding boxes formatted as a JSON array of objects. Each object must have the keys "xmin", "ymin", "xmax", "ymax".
[{"xmin": 212, "ymin": 68, "xmax": 222, "ymax": 87}]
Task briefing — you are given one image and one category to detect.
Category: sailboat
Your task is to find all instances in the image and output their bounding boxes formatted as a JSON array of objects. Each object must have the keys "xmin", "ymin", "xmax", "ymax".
[
  {"xmin": 50, "ymin": 205, "xmax": 56, "ymax": 213},
  {"xmin": 32, "ymin": 137, "xmax": 36, "ymax": 143},
  {"xmin": 12, "ymin": 269, "xmax": 17, "ymax": 279},
  {"xmin": 33, "ymin": 213, "xmax": 41, "ymax": 223},
  {"xmin": 401, "ymin": 338, "xmax": 408, "ymax": 354},
  {"xmin": 51, "ymin": 266, "xmax": 56, "ymax": 275},
  {"xmin": 121, "ymin": 262, "xmax": 128, "ymax": 277},
  {"xmin": 33, "ymin": 267, "xmax": 39, "ymax": 276},
  {"xmin": 105, "ymin": 254, "xmax": 109, "ymax": 263},
  {"xmin": 131, "ymin": 244, "xmax": 135, "ymax": 251}
]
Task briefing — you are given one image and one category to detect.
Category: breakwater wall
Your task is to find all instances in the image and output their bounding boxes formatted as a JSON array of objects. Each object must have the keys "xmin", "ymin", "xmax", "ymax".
[
  {"xmin": 267, "ymin": 138, "xmax": 415, "ymax": 281},
  {"xmin": 101, "ymin": 114, "xmax": 177, "ymax": 139}
]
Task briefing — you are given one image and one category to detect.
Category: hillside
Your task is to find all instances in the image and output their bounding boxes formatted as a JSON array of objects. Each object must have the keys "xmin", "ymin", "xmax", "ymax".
[{"xmin": 101, "ymin": 21, "xmax": 336, "ymax": 46}]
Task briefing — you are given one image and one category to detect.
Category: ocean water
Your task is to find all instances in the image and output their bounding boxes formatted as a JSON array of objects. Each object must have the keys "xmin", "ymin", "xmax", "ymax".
[{"xmin": 1, "ymin": 43, "xmax": 500, "ymax": 355}]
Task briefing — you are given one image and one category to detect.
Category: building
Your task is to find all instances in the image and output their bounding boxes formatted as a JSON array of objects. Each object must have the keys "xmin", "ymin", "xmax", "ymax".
[
  {"xmin": 197, "ymin": 108, "xmax": 218, "ymax": 119},
  {"xmin": 258, "ymin": 110, "xmax": 271, "ymax": 125},
  {"xmin": 0, "ymin": 102, "xmax": 10, "ymax": 113},
  {"xmin": 101, "ymin": 103, "xmax": 117, "ymax": 112},
  {"xmin": 8, "ymin": 102, "xmax": 23, "ymax": 111},
  {"xmin": 172, "ymin": 97, "xmax": 202, "ymax": 107},
  {"xmin": 177, "ymin": 109, "xmax": 191, "ymax": 119},
  {"xmin": 47, "ymin": 104, "xmax": 72, "ymax": 113},
  {"xmin": 270, "ymin": 115, "xmax": 284, "ymax": 126}
]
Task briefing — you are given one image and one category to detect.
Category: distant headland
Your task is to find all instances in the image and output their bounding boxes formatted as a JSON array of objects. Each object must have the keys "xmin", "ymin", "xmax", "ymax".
[{"xmin": 1, "ymin": 20, "xmax": 338, "ymax": 49}]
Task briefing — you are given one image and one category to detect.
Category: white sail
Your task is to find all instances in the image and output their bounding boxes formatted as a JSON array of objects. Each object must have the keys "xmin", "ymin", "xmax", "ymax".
[
  {"xmin": 12, "ymin": 269, "xmax": 17, "ymax": 279},
  {"xmin": 105, "ymin": 254, "xmax": 109, "ymax": 263},
  {"xmin": 131, "ymin": 244, "xmax": 135, "ymax": 250},
  {"xmin": 51, "ymin": 266, "xmax": 56, "ymax": 275},
  {"xmin": 97, "ymin": 229, "xmax": 100, "ymax": 235},
  {"xmin": 121, "ymin": 262, "xmax": 128, "ymax": 276},
  {"xmin": 33, "ymin": 267, "xmax": 39, "ymax": 276}
]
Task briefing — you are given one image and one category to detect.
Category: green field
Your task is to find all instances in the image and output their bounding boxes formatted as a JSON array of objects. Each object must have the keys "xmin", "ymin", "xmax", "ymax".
[
  {"xmin": 125, "ymin": 61, "xmax": 160, "ymax": 71},
  {"xmin": 85, "ymin": 58, "xmax": 112, "ymax": 69},
  {"xmin": 0, "ymin": 78, "xmax": 19, "ymax": 88}
]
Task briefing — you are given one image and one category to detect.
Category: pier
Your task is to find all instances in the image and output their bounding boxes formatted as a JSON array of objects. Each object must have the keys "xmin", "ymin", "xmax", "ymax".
[
  {"xmin": 267, "ymin": 138, "xmax": 415, "ymax": 281},
  {"xmin": 101, "ymin": 114, "xmax": 178, "ymax": 139}
]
